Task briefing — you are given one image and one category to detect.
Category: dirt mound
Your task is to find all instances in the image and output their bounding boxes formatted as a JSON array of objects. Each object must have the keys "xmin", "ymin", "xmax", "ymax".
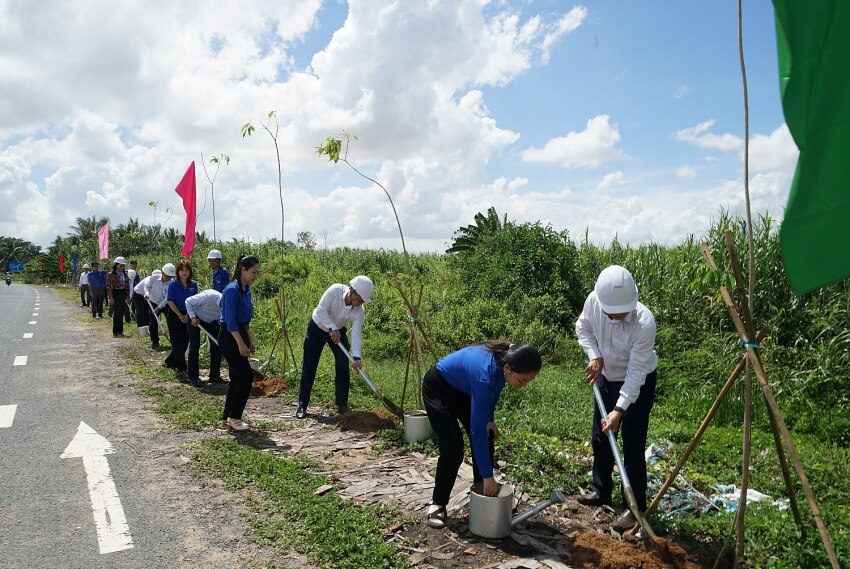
[
  {"xmin": 569, "ymin": 531, "xmax": 705, "ymax": 569},
  {"xmin": 338, "ymin": 409, "xmax": 397, "ymax": 433},
  {"xmin": 250, "ymin": 377, "xmax": 287, "ymax": 397}
]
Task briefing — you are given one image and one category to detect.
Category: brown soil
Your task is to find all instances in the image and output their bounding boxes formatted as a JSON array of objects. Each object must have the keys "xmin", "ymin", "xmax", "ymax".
[
  {"xmin": 569, "ymin": 532, "xmax": 704, "ymax": 569},
  {"xmin": 338, "ymin": 409, "xmax": 396, "ymax": 433},
  {"xmin": 250, "ymin": 376, "xmax": 288, "ymax": 397}
]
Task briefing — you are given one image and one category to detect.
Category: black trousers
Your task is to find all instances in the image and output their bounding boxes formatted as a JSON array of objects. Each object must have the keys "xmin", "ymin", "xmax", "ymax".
[
  {"xmin": 147, "ymin": 302, "xmax": 161, "ymax": 345},
  {"xmin": 90, "ymin": 288, "xmax": 105, "ymax": 317},
  {"xmin": 133, "ymin": 295, "xmax": 149, "ymax": 333},
  {"xmin": 423, "ymin": 366, "xmax": 495, "ymax": 507},
  {"xmin": 111, "ymin": 290, "xmax": 128, "ymax": 335},
  {"xmin": 164, "ymin": 309, "xmax": 188, "ymax": 371},
  {"xmin": 188, "ymin": 320, "xmax": 222, "ymax": 381},
  {"xmin": 80, "ymin": 284, "xmax": 90, "ymax": 306},
  {"xmin": 219, "ymin": 325, "xmax": 253, "ymax": 420},
  {"xmin": 297, "ymin": 319, "xmax": 351, "ymax": 408},
  {"xmin": 591, "ymin": 370, "xmax": 657, "ymax": 511}
]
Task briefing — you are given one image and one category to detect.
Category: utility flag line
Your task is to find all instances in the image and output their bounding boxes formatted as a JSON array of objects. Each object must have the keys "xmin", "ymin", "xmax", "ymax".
[
  {"xmin": 13, "ymin": 356, "xmax": 27, "ymax": 366},
  {"xmin": 61, "ymin": 422, "xmax": 134, "ymax": 554},
  {"xmin": 0, "ymin": 405, "xmax": 17, "ymax": 428}
]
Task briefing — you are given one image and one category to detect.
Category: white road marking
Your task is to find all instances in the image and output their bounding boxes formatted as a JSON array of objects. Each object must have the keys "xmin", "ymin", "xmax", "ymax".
[
  {"xmin": 32, "ymin": 313, "xmax": 38, "ymax": 316},
  {"xmin": 23, "ymin": 333, "xmax": 33, "ymax": 338},
  {"xmin": 29, "ymin": 321, "xmax": 37, "ymax": 325},
  {"xmin": 0, "ymin": 404, "xmax": 17, "ymax": 428},
  {"xmin": 61, "ymin": 422, "xmax": 134, "ymax": 554},
  {"xmin": 13, "ymin": 356, "xmax": 27, "ymax": 366}
]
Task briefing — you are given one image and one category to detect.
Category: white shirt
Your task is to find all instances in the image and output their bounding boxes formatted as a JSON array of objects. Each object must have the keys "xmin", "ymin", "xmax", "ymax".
[
  {"xmin": 575, "ymin": 291, "xmax": 658, "ymax": 411},
  {"xmin": 311, "ymin": 283, "xmax": 366, "ymax": 358},
  {"xmin": 137, "ymin": 274, "xmax": 170, "ymax": 309},
  {"xmin": 185, "ymin": 289, "xmax": 222, "ymax": 323},
  {"xmin": 79, "ymin": 272, "xmax": 89, "ymax": 286}
]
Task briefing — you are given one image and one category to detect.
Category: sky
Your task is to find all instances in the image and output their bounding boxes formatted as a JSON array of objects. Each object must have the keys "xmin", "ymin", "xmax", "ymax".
[{"xmin": 0, "ymin": 0, "xmax": 797, "ymax": 253}]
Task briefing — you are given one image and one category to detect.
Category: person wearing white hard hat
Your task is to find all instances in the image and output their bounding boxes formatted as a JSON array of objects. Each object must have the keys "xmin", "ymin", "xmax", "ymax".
[
  {"xmin": 137, "ymin": 266, "xmax": 173, "ymax": 348},
  {"xmin": 78, "ymin": 263, "xmax": 91, "ymax": 307},
  {"xmin": 107, "ymin": 256, "xmax": 131, "ymax": 337},
  {"xmin": 207, "ymin": 249, "xmax": 230, "ymax": 292},
  {"xmin": 575, "ymin": 265, "xmax": 658, "ymax": 533},
  {"xmin": 295, "ymin": 275, "xmax": 374, "ymax": 419}
]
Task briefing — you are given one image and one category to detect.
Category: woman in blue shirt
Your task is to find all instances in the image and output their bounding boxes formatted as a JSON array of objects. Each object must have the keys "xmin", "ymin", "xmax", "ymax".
[
  {"xmin": 164, "ymin": 260, "xmax": 199, "ymax": 373},
  {"xmin": 218, "ymin": 255, "xmax": 260, "ymax": 432},
  {"xmin": 423, "ymin": 341, "xmax": 542, "ymax": 529}
]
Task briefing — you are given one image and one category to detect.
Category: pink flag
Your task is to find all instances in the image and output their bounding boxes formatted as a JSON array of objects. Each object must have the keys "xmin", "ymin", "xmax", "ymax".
[
  {"xmin": 174, "ymin": 161, "xmax": 196, "ymax": 258},
  {"xmin": 97, "ymin": 223, "xmax": 110, "ymax": 259}
]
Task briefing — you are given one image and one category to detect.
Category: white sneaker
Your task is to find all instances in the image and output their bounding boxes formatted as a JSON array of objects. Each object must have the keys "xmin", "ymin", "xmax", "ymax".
[{"xmin": 226, "ymin": 418, "xmax": 250, "ymax": 432}]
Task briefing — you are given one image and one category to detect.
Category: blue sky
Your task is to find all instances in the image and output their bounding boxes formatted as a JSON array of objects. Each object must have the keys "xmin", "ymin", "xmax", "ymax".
[{"xmin": 0, "ymin": 1, "xmax": 796, "ymax": 252}]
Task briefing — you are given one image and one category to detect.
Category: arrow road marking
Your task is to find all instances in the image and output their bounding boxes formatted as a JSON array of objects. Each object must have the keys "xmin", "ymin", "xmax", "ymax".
[
  {"xmin": 13, "ymin": 356, "xmax": 27, "ymax": 366},
  {"xmin": 61, "ymin": 422, "xmax": 134, "ymax": 554},
  {"xmin": 0, "ymin": 405, "xmax": 17, "ymax": 428}
]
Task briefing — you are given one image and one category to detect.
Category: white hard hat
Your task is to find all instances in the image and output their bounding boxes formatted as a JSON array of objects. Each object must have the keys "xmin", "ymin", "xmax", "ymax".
[
  {"xmin": 127, "ymin": 269, "xmax": 137, "ymax": 280},
  {"xmin": 349, "ymin": 275, "xmax": 374, "ymax": 303},
  {"xmin": 114, "ymin": 256, "xmax": 126, "ymax": 265},
  {"xmin": 162, "ymin": 263, "xmax": 176, "ymax": 277},
  {"xmin": 207, "ymin": 249, "xmax": 222, "ymax": 260},
  {"xmin": 82, "ymin": 263, "xmax": 91, "ymax": 269},
  {"xmin": 594, "ymin": 265, "xmax": 638, "ymax": 314},
  {"xmin": 152, "ymin": 269, "xmax": 162, "ymax": 276}
]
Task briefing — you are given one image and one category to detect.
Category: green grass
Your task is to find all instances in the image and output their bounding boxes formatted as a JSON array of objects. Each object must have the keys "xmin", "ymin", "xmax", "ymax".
[{"xmin": 187, "ymin": 438, "xmax": 409, "ymax": 569}]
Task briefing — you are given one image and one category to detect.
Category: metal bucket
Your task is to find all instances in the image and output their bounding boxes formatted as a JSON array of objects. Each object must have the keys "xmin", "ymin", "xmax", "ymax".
[
  {"xmin": 468, "ymin": 484, "xmax": 514, "ymax": 539},
  {"xmin": 137, "ymin": 326, "xmax": 149, "ymax": 337},
  {"xmin": 248, "ymin": 358, "xmax": 260, "ymax": 371},
  {"xmin": 403, "ymin": 410, "xmax": 433, "ymax": 443}
]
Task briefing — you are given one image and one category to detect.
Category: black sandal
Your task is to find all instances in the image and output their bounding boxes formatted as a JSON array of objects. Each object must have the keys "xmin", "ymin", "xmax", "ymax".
[{"xmin": 426, "ymin": 506, "xmax": 447, "ymax": 529}]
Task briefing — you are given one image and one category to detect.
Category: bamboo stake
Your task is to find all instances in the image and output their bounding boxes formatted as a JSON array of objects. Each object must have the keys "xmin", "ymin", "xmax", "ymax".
[{"xmin": 642, "ymin": 325, "xmax": 769, "ymax": 520}]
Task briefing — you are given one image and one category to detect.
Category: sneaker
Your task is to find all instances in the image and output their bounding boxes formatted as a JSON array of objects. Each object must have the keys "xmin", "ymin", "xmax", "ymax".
[
  {"xmin": 208, "ymin": 376, "xmax": 227, "ymax": 384},
  {"xmin": 337, "ymin": 404, "xmax": 352, "ymax": 415},
  {"xmin": 226, "ymin": 418, "xmax": 250, "ymax": 432},
  {"xmin": 295, "ymin": 405, "xmax": 307, "ymax": 419},
  {"xmin": 189, "ymin": 377, "xmax": 201, "ymax": 387}
]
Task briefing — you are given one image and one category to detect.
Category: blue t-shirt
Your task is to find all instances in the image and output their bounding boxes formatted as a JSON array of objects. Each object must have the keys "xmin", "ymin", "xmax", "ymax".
[
  {"xmin": 211, "ymin": 267, "xmax": 230, "ymax": 293},
  {"xmin": 219, "ymin": 281, "xmax": 253, "ymax": 332},
  {"xmin": 435, "ymin": 345, "xmax": 506, "ymax": 478},
  {"xmin": 166, "ymin": 279, "xmax": 198, "ymax": 312},
  {"xmin": 88, "ymin": 269, "xmax": 107, "ymax": 289}
]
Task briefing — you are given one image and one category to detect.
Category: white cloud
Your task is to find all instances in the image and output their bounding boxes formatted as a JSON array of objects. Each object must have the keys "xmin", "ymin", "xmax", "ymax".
[
  {"xmin": 520, "ymin": 115, "xmax": 623, "ymax": 168},
  {"xmin": 674, "ymin": 85, "xmax": 690, "ymax": 100},
  {"xmin": 675, "ymin": 119, "xmax": 742, "ymax": 151},
  {"xmin": 749, "ymin": 124, "xmax": 798, "ymax": 175},
  {"xmin": 540, "ymin": 6, "xmax": 587, "ymax": 63},
  {"xmin": 676, "ymin": 165, "xmax": 696, "ymax": 179},
  {"xmin": 596, "ymin": 171, "xmax": 624, "ymax": 191}
]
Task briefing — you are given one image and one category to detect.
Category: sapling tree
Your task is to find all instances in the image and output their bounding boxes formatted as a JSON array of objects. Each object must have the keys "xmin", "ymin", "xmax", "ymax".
[{"xmin": 200, "ymin": 152, "xmax": 230, "ymax": 242}]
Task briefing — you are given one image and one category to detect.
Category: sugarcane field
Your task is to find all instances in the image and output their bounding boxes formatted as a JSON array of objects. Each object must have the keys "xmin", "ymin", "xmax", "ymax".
[{"xmin": 1, "ymin": 2, "xmax": 849, "ymax": 569}]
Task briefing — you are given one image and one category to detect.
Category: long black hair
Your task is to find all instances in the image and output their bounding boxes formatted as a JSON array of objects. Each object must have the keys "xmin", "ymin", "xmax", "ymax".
[
  {"xmin": 481, "ymin": 340, "xmax": 542, "ymax": 373},
  {"xmin": 233, "ymin": 254, "xmax": 260, "ymax": 291}
]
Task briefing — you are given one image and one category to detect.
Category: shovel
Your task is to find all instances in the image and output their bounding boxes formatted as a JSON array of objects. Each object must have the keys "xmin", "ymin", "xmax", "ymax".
[
  {"xmin": 592, "ymin": 382, "xmax": 657, "ymax": 539},
  {"xmin": 338, "ymin": 344, "xmax": 404, "ymax": 418}
]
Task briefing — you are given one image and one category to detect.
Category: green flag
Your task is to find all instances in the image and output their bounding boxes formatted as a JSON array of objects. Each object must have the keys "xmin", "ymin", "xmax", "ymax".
[{"xmin": 774, "ymin": 1, "xmax": 850, "ymax": 294}]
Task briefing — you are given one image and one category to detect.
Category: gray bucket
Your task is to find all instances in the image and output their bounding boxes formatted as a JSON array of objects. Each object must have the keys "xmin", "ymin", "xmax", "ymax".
[
  {"xmin": 403, "ymin": 410, "xmax": 433, "ymax": 443},
  {"xmin": 137, "ymin": 326, "xmax": 149, "ymax": 337},
  {"xmin": 468, "ymin": 483, "xmax": 514, "ymax": 539}
]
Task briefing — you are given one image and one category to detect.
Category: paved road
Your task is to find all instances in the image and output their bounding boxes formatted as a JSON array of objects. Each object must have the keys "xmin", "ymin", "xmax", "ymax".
[{"xmin": 0, "ymin": 284, "xmax": 262, "ymax": 568}]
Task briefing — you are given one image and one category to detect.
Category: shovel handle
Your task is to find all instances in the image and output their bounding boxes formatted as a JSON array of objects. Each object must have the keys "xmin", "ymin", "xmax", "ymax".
[
  {"xmin": 337, "ymin": 344, "xmax": 379, "ymax": 392},
  {"xmin": 145, "ymin": 298, "xmax": 168, "ymax": 335},
  {"xmin": 197, "ymin": 323, "xmax": 219, "ymax": 346}
]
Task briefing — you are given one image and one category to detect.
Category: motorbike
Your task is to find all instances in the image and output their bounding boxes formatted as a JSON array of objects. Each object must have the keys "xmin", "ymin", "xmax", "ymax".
[{"xmin": 5, "ymin": 274, "xmax": 11, "ymax": 286}]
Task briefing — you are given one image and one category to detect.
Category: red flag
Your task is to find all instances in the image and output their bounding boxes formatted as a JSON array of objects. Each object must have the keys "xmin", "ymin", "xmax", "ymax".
[
  {"xmin": 59, "ymin": 253, "xmax": 66, "ymax": 273},
  {"xmin": 97, "ymin": 223, "xmax": 109, "ymax": 259},
  {"xmin": 174, "ymin": 161, "xmax": 196, "ymax": 258}
]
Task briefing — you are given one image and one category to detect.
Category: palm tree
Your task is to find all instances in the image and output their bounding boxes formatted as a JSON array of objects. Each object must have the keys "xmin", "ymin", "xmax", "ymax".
[
  {"xmin": 446, "ymin": 207, "xmax": 508, "ymax": 254},
  {"xmin": 0, "ymin": 236, "xmax": 40, "ymax": 272}
]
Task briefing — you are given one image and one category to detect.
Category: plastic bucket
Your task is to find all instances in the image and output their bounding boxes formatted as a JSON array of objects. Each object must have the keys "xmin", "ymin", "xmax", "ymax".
[
  {"xmin": 137, "ymin": 326, "xmax": 149, "ymax": 337},
  {"xmin": 248, "ymin": 358, "xmax": 260, "ymax": 371},
  {"xmin": 403, "ymin": 410, "xmax": 433, "ymax": 443},
  {"xmin": 468, "ymin": 484, "xmax": 514, "ymax": 539}
]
